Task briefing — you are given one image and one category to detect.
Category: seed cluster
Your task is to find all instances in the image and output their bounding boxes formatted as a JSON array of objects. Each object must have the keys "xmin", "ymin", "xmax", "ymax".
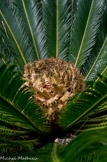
[{"xmin": 24, "ymin": 58, "xmax": 85, "ymax": 120}]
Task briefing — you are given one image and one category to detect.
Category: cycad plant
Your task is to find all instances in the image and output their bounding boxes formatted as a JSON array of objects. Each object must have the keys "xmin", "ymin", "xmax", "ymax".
[{"xmin": 0, "ymin": 0, "xmax": 107, "ymax": 161}]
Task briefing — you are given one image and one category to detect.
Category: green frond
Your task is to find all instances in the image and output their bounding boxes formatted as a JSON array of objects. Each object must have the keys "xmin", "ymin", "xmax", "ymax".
[
  {"xmin": 0, "ymin": 127, "xmax": 28, "ymax": 136},
  {"xmin": 0, "ymin": 63, "xmax": 48, "ymax": 133},
  {"xmin": 56, "ymin": 0, "xmax": 72, "ymax": 61},
  {"xmin": 0, "ymin": 0, "xmax": 37, "ymax": 70},
  {"xmin": 0, "ymin": 10, "xmax": 26, "ymax": 64},
  {"xmin": 96, "ymin": 67, "xmax": 107, "ymax": 82},
  {"xmin": 0, "ymin": 143, "xmax": 12, "ymax": 156},
  {"xmin": 42, "ymin": 0, "xmax": 56, "ymax": 58},
  {"xmin": 42, "ymin": 0, "xmax": 72, "ymax": 60},
  {"xmin": 32, "ymin": 143, "xmax": 62, "ymax": 162},
  {"xmin": 82, "ymin": 5, "xmax": 107, "ymax": 80},
  {"xmin": 60, "ymin": 128, "xmax": 107, "ymax": 162},
  {"xmin": 0, "ymin": 51, "xmax": 5, "ymax": 64},
  {"xmin": 0, "ymin": 117, "xmax": 29, "ymax": 130},
  {"xmin": 0, "ymin": 21, "xmax": 17, "ymax": 67},
  {"xmin": 59, "ymin": 74, "xmax": 107, "ymax": 130},
  {"xmin": 21, "ymin": 0, "xmax": 47, "ymax": 60},
  {"xmin": 85, "ymin": 37, "xmax": 107, "ymax": 80},
  {"xmin": 70, "ymin": 0, "xmax": 104, "ymax": 68},
  {"xmin": 0, "ymin": 137, "xmax": 38, "ymax": 156},
  {"xmin": 28, "ymin": 128, "xmax": 107, "ymax": 162},
  {"xmin": 79, "ymin": 101, "xmax": 107, "ymax": 131},
  {"xmin": 0, "ymin": 136, "xmax": 38, "ymax": 150},
  {"xmin": 71, "ymin": 0, "xmax": 78, "ymax": 18}
]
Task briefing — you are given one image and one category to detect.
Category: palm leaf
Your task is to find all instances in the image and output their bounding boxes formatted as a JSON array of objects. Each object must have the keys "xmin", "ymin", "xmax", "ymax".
[
  {"xmin": 84, "ymin": 37, "xmax": 107, "ymax": 80},
  {"xmin": 70, "ymin": 0, "xmax": 104, "ymax": 68},
  {"xmin": 55, "ymin": 0, "xmax": 72, "ymax": 60},
  {"xmin": 28, "ymin": 128, "xmax": 107, "ymax": 162},
  {"xmin": 60, "ymin": 128, "xmax": 107, "ymax": 162},
  {"xmin": 96, "ymin": 67, "xmax": 107, "ymax": 82},
  {"xmin": 0, "ymin": 137, "xmax": 38, "ymax": 155},
  {"xmin": 0, "ymin": 127, "xmax": 28, "ymax": 136},
  {"xmin": 59, "ymin": 74, "xmax": 107, "ymax": 130},
  {"xmin": 76, "ymin": 101, "xmax": 107, "ymax": 132},
  {"xmin": 42, "ymin": 0, "xmax": 72, "ymax": 61},
  {"xmin": 0, "ymin": 0, "xmax": 37, "ymax": 70},
  {"xmin": 0, "ymin": 62, "xmax": 48, "ymax": 133},
  {"xmin": 87, "ymin": 36, "xmax": 107, "ymax": 80},
  {"xmin": 0, "ymin": 51, "xmax": 9, "ymax": 65},
  {"xmin": 71, "ymin": 0, "xmax": 78, "ymax": 17},
  {"xmin": 28, "ymin": 143, "xmax": 62, "ymax": 162},
  {"xmin": 21, "ymin": 0, "xmax": 47, "ymax": 60},
  {"xmin": 81, "ymin": 4, "xmax": 107, "ymax": 80},
  {"xmin": 42, "ymin": 0, "xmax": 56, "ymax": 58},
  {"xmin": 0, "ymin": 23, "xmax": 11, "ymax": 64}
]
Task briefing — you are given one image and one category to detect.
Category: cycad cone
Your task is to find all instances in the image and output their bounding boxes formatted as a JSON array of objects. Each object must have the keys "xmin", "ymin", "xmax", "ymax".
[{"xmin": 24, "ymin": 58, "xmax": 85, "ymax": 121}]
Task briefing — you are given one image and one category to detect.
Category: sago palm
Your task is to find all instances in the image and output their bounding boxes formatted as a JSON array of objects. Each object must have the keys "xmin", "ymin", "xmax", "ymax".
[{"xmin": 0, "ymin": 0, "xmax": 107, "ymax": 161}]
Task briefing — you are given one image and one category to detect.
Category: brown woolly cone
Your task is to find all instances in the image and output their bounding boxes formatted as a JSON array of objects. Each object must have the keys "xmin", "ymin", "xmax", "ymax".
[{"xmin": 23, "ymin": 58, "xmax": 85, "ymax": 121}]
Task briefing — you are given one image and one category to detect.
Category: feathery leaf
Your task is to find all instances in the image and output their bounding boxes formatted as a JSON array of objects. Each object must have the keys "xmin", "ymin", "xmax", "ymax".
[
  {"xmin": 85, "ymin": 37, "xmax": 107, "ymax": 80},
  {"xmin": 70, "ymin": 0, "xmax": 104, "ymax": 68},
  {"xmin": 0, "ymin": 0, "xmax": 37, "ymax": 70},
  {"xmin": 0, "ymin": 63, "xmax": 48, "ymax": 133},
  {"xmin": 59, "ymin": 74, "xmax": 107, "ymax": 130}
]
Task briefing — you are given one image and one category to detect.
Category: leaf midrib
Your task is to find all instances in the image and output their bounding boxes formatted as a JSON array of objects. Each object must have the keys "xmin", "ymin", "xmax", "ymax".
[
  {"xmin": 84, "ymin": 126, "xmax": 107, "ymax": 131},
  {"xmin": 85, "ymin": 37, "xmax": 107, "ymax": 80},
  {"xmin": 0, "ymin": 117, "xmax": 28, "ymax": 130},
  {"xmin": 52, "ymin": 143, "xmax": 60, "ymax": 162},
  {"xmin": 75, "ymin": 0, "xmax": 94, "ymax": 67},
  {"xmin": 0, "ymin": 95, "xmax": 42, "ymax": 132},
  {"xmin": 0, "ymin": 10, "xmax": 27, "ymax": 65},
  {"xmin": 0, "ymin": 128, "xmax": 27, "ymax": 135},
  {"xmin": 22, "ymin": 0, "xmax": 40, "ymax": 60},
  {"xmin": 66, "ymin": 94, "xmax": 107, "ymax": 129},
  {"xmin": 96, "ymin": 66, "xmax": 107, "ymax": 82}
]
